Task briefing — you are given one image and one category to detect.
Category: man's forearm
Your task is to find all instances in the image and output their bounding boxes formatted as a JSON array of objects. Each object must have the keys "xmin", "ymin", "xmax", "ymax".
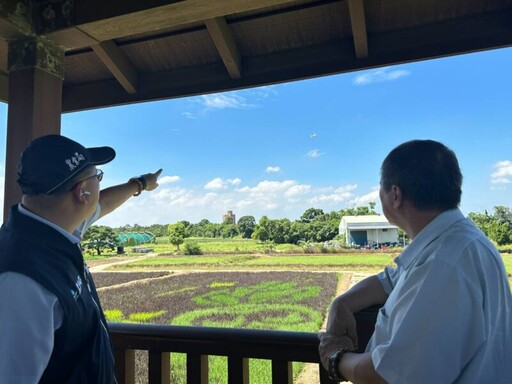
[
  {"xmin": 339, "ymin": 352, "xmax": 387, "ymax": 384},
  {"xmin": 335, "ymin": 275, "xmax": 388, "ymax": 313},
  {"xmin": 98, "ymin": 181, "xmax": 140, "ymax": 219}
]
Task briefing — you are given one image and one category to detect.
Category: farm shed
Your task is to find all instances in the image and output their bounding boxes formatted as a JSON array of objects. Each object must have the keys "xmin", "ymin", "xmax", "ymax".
[{"xmin": 340, "ymin": 215, "xmax": 399, "ymax": 246}]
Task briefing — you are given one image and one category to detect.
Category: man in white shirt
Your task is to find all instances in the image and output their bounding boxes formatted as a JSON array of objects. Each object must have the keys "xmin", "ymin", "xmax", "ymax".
[
  {"xmin": 0, "ymin": 134, "xmax": 162, "ymax": 383},
  {"xmin": 319, "ymin": 139, "xmax": 512, "ymax": 383}
]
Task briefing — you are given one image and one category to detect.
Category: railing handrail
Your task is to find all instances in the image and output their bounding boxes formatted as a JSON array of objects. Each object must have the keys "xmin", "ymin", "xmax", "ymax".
[
  {"xmin": 109, "ymin": 323, "xmax": 321, "ymax": 362},
  {"xmin": 108, "ymin": 306, "xmax": 380, "ymax": 383}
]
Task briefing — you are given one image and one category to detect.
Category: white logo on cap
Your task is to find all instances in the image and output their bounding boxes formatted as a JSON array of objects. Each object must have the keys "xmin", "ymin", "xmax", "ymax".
[{"xmin": 65, "ymin": 152, "xmax": 85, "ymax": 171}]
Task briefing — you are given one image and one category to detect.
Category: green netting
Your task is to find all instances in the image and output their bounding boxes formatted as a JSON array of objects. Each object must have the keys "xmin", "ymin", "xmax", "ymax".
[{"xmin": 117, "ymin": 232, "xmax": 155, "ymax": 246}]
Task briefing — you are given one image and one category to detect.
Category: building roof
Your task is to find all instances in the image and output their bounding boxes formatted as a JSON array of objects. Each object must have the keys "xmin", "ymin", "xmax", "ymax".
[
  {"xmin": 340, "ymin": 215, "xmax": 398, "ymax": 229},
  {"xmin": 1, "ymin": 0, "xmax": 512, "ymax": 112}
]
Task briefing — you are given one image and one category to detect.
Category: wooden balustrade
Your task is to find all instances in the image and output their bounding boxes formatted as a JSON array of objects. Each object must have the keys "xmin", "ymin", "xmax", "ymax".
[{"xmin": 109, "ymin": 306, "xmax": 379, "ymax": 384}]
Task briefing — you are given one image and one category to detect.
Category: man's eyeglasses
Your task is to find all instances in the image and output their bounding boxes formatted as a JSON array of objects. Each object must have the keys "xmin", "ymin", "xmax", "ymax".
[{"xmin": 79, "ymin": 169, "xmax": 103, "ymax": 183}]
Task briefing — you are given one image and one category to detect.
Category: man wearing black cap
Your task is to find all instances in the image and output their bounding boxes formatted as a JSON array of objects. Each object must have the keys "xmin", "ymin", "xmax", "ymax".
[{"xmin": 0, "ymin": 135, "xmax": 162, "ymax": 383}]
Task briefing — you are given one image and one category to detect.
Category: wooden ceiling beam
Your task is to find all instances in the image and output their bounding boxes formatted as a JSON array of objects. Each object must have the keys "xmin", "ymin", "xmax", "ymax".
[
  {"xmin": 91, "ymin": 40, "xmax": 138, "ymax": 94},
  {"xmin": 74, "ymin": 0, "xmax": 302, "ymax": 42},
  {"xmin": 205, "ymin": 17, "xmax": 241, "ymax": 79},
  {"xmin": 348, "ymin": 0, "xmax": 368, "ymax": 59},
  {"xmin": 62, "ymin": 9, "xmax": 512, "ymax": 113}
]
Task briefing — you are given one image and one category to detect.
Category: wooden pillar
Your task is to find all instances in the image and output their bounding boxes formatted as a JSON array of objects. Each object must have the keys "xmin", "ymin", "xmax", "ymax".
[{"xmin": 3, "ymin": 37, "xmax": 64, "ymax": 221}]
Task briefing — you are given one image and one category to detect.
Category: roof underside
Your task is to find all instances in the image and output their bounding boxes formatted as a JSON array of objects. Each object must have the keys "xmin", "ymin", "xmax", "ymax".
[{"xmin": 0, "ymin": 0, "xmax": 511, "ymax": 112}]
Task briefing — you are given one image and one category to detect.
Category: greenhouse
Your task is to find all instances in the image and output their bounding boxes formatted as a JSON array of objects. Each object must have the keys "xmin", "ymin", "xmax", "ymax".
[{"xmin": 117, "ymin": 232, "xmax": 155, "ymax": 246}]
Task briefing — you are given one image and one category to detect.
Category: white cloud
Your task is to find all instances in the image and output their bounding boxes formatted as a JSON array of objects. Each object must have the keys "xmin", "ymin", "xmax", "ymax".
[
  {"xmin": 201, "ymin": 93, "xmax": 253, "ymax": 110},
  {"xmin": 354, "ymin": 68, "xmax": 410, "ymax": 85},
  {"xmin": 94, "ymin": 179, "xmax": 379, "ymax": 227},
  {"xmin": 204, "ymin": 177, "xmax": 241, "ymax": 190},
  {"xmin": 349, "ymin": 188, "xmax": 380, "ymax": 206},
  {"xmin": 491, "ymin": 160, "xmax": 512, "ymax": 185},
  {"xmin": 307, "ymin": 149, "xmax": 324, "ymax": 158},
  {"xmin": 159, "ymin": 175, "xmax": 180, "ymax": 184},
  {"xmin": 228, "ymin": 178, "xmax": 241, "ymax": 186},
  {"xmin": 310, "ymin": 184, "xmax": 358, "ymax": 204},
  {"xmin": 182, "ymin": 112, "xmax": 196, "ymax": 119},
  {"xmin": 250, "ymin": 85, "xmax": 278, "ymax": 100},
  {"xmin": 266, "ymin": 166, "xmax": 280, "ymax": 173},
  {"xmin": 284, "ymin": 184, "xmax": 311, "ymax": 198}
]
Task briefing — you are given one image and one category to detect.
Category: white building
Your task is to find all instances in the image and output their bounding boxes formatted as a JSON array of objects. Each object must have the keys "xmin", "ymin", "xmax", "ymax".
[{"xmin": 339, "ymin": 215, "xmax": 399, "ymax": 247}]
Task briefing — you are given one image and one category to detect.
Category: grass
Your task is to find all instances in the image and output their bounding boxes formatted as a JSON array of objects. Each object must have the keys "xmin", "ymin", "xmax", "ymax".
[
  {"xmin": 154, "ymin": 237, "xmax": 304, "ymax": 253},
  {"xmin": 108, "ymin": 253, "xmax": 396, "ymax": 274}
]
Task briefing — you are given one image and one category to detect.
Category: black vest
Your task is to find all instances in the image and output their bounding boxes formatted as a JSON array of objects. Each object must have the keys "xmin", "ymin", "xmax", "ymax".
[{"xmin": 0, "ymin": 205, "xmax": 116, "ymax": 383}]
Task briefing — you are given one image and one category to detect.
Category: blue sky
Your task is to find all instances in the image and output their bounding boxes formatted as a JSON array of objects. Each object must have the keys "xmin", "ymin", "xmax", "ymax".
[{"xmin": 0, "ymin": 47, "xmax": 511, "ymax": 227}]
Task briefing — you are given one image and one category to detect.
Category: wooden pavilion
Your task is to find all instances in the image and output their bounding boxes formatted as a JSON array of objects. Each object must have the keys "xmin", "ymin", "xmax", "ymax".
[
  {"xmin": 1, "ymin": 1, "xmax": 511, "ymax": 382},
  {"xmin": 1, "ymin": 0, "xmax": 512, "ymax": 220}
]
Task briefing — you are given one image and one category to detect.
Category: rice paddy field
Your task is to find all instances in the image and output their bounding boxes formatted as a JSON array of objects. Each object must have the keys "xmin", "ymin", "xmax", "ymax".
[
  {"xmin": 95, "ymin": 270, "xmax": 339, "ymax": 384},
  {"xmin": 88, "ymin": 243, "xmax": 512, "ymax": 383}
]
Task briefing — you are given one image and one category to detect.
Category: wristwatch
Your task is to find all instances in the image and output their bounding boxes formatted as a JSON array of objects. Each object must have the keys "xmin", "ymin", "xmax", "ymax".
[{"xmin": 328, "ymin": 348, "xmax": 347, "ymax": 382}]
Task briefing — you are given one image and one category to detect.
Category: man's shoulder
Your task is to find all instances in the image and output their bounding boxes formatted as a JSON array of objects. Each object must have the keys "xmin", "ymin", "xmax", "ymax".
[{"xmin": 441, "ymin": 217, "xmax": 490, "ymax": 247}]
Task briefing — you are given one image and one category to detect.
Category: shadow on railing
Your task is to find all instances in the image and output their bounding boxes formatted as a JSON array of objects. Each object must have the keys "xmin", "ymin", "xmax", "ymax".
[{"xmin": 109, "ymin": 306, "xmax": 379, "ymax": 384}]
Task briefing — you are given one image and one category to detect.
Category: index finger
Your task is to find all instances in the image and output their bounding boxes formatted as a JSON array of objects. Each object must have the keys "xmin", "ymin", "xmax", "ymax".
[{"xmin": 154, "ymin": 168, "xmax": 163, "ymax": 177}]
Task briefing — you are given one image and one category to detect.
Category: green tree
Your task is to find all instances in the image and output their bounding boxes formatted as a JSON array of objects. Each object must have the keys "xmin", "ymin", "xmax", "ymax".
[
  {"xmin": 237, "ymin": 215, "xmax": 256, "ymax": 238},
  {"xmin": 340, "ymin": 203, "xmax": 378, "ymax": 217},
  {"xmin": 289, "ymin": 221, "xmax": 308, "ymax": 244},
  {"xmin": 252, "ymin": 216, "xmax": 270, "ymax": 242},
  {"xmin": 469, "ymin": 206, "xmax": 512, "ymax": 245},
  {"xmin": 220, "ymin": 223, "xmax": 239, "ymax": 238},
  {"xmin": 168, "ymin": 222, "xmax": 187, "ymax": 250},
  {"xmin": 300, "ymin": 208, "xmax": 325, "ymax": 223},
  {"xmin": 82, "ymin": 226, "xmax": 118, "ymax": 255},
  {"xmin": 252, "ymin": 217, "xmax": 292, "ymax": 244},
  {"xmin": 468, "ymin": 211, "xmax": 492, "ymax": 237},
  {"xmin": 488, "ymin": 206, "xmax": 512, "ymax": 245},
  {"xmin": 190, "ymin": 219, "xmax": 210, "ymax": 237}
]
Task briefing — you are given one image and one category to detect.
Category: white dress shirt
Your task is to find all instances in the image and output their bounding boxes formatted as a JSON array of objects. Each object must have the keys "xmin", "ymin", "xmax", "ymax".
[{"xmin": 369, "ymin": 208, "xmax": 512, "ymax": 383}]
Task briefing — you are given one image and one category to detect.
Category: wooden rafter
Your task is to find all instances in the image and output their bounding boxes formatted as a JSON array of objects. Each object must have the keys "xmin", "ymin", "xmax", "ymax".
[
  {"xmin": 62, "ymin": 9, "xmax": 512, "ymax": 113},
  {"xmin": 348, "ymin": 0, "xmax": 368, "ymax": 59},
  {"xmin": 75, "ymin": 0, "xmax": 300, "ymax": 43},
  {"xmin": 91, "ymin": 40, "xmax": 138, "ymax": 94},
  {"xmin": 205, "ymin": 17, "xmax": 241, "ymax": 79}
]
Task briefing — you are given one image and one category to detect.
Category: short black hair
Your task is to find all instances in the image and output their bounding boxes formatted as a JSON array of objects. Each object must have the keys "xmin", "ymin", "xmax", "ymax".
[{"xmin": 381, "ymin": 140, "xmax": 462, "ymax": 211}]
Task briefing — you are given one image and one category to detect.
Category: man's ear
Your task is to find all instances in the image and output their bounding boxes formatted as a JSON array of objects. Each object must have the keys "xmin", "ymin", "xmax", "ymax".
[
  {"xmin": 391, "ymin": 185, "xmax": 403, "ymax": 209},
  {"xmin": 71, "ymin": 182, "xmax": 88, "ymax": 203}
]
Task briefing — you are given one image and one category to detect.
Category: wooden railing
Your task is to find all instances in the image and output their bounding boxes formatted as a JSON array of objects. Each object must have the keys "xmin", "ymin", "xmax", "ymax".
[{"xmin": 109, "ymin": 306, "xmax": 379, "ymax": 384}]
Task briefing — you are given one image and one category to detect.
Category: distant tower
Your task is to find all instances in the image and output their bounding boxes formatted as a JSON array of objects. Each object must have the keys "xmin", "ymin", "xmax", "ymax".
[{"xmin": 223, "ymin": 210, "xmax": 236, "ymax": 224}]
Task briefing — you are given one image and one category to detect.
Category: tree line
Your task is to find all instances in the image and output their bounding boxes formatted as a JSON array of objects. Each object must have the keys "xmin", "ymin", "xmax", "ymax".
[
  {"xmin": 164, "ymin": 205, "xmax": 379, "ymax": 250},
  {"xmin": 82, "ymin": 204, "xmax": 512, "ymax": 254}
]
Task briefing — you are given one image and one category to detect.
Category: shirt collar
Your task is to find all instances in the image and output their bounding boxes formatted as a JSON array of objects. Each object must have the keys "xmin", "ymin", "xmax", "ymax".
[
  {"xmin": 18, "ymin": 203, "xmax": 81, "ymax": 244},
  {"xmin": 397, "ymin": 208, "xmax": 466, "ymax": 270}
]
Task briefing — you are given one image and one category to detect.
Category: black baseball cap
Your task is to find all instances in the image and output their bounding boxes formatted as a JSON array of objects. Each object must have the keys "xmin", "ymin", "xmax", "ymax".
[{"xmin": 17, "ymin": 134, "xmax": 116, "ymax": 195}]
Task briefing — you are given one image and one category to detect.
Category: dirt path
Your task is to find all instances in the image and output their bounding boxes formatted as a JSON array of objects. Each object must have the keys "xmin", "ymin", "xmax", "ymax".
[
  {"xmin": 88, "ymin": 254, "xmax": 156, "ymax": 272},
  {"xmin": 295, "ymin": 271, "xmax": 371, "ymax": 384}
]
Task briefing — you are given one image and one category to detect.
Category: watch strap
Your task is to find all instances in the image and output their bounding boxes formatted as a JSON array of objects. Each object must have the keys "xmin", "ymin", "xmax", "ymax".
[{"xmin": 328, "ymin": 348, "xmax": 347, "ymax": 382}]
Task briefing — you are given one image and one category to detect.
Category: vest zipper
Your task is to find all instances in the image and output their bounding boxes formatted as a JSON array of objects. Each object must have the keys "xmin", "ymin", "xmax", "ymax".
[{"xmin": 83, "ymin": 264, "xmax": 118, "ymax": 384}]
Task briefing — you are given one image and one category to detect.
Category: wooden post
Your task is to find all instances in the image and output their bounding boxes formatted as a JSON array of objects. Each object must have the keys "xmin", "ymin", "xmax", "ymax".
[
  {"xmin": 113, "ymin": 348, "xmax": 136, "ymax": 384},
  {"xmin": 3, "ymin": 37, "xmax": 64, "ymax": 221}
]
